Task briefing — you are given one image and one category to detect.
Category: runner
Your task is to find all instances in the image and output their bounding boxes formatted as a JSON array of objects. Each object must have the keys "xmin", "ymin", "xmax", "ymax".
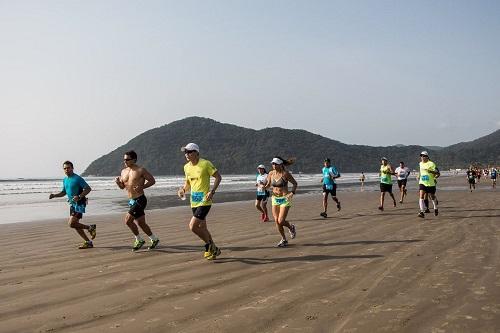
[
  {"xmin": 359, "ymin": 172, "xmax": 366, "ymax": 191},
  {"xmin": 379, "ymin": 157, "xmax": 397, "ymax": 211},
  {"xmin": 49, "ymin": 161, "xmax": 96, "ymax": 249},
  {"xmin": 417, "ymin": 151, "xmax": 440, "ymax": 218},
  {"xmin": 115, "ymin": 150, "xmax": 159, "ymax": 251},
  {"xmin": 466, "ymin": 167, "xmax": 476, "ymax": 192},
  {"xmin": 320, "ymin": 158, "xmax": 341, "ymax": 218},
  {"xmin": 394, "ymin": 161, "xmax": 411, "ymax": 204},
  {"xmin": 178, "ymin": 143, "xmax": 222, "ymax": 260},
  {"xmin": 255, "ymin": 164, "xmax": 270, "ymax": 222},
  {"xmin": 264, "ymin": 156, "xmax": 298, "ymax": 247},
  {"xmin": 490, "ymin": 166, "xmax": 497, "ymax": 189}
]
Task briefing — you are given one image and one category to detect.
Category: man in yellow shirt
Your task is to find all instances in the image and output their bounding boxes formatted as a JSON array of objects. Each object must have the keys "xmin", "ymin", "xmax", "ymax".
[
  {"xmin": 178, "ymin": 143, "xmax": 222, "ymax": 260},
  {"xmin": 417, "ymin": 151, "xmax": 440, "ymax": 218}
]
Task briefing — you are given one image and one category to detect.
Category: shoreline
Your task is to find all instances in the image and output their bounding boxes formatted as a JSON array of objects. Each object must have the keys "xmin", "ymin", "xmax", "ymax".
[
  {"xmin": 1, "ymin": 175, "xmax": 490, "ymax": 227},
  {"xmin": 1, "ymin": 174, "xmax": 499, "ymax": 332}
]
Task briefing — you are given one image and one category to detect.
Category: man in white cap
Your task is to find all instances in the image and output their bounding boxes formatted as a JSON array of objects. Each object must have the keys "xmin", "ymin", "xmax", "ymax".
[
  {"xmin": 379, "ymin": 157, "xmax": 397, "ymax": 211},
  {"xmin": 417, "ymin": 151, "xmax": 440, "ymax": 218},
  {"xmin": 255, "ymin": 164, "xmax": 270, "ymax": 222},
  {"xmin": 178, "ymin": 143, "xmax": 222, "ymax": 260}
]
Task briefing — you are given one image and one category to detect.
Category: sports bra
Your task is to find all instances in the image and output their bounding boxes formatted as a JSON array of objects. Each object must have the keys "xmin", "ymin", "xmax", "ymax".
[{"xmin": 271, "ymin": 176, "xmax": 288, "ymax": 188}]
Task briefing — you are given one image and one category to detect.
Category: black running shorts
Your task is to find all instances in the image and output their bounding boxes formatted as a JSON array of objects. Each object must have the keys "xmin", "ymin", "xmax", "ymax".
[
  {"xmin": 128, "ymin": 195, "xmax": 147, "ymax": 219},
  {"xmin": 69, "ymin": 206, "xmax": 83, "ymax": 219},
  {"xmin": 192, "ymin": 205, "xmax": 211, "ymax": 220},
  {"xmin": 380, "ymin": 183, "xmax": 393, "ymax": 193},
  {"xmin": 419, "ymin": 184, "xmax": 436, "ymax": 194}
]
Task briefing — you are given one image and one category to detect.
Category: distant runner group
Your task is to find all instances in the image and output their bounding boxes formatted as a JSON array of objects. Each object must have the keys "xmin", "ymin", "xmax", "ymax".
[{"xmin": 49, "ymin": 146, "xmax": 495, "ymax": 260}]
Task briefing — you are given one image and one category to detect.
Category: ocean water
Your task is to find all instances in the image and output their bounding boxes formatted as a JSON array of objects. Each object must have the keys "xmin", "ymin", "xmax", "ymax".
[{"xmin": 0, "ymin": 172, "xmax": 383, "ymax": 224}]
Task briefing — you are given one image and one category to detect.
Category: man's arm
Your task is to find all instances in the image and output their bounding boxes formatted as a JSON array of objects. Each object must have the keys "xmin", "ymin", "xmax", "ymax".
[
  {"xmin": 142, "ymin": 168, "xmax": 156, "ymax": 189},
  {"xmin": 115, "ymin": 174, "xmax": 125, "ymax": 189},
  {"xmin": 205, "ymin": 171, "xmax": 222, "ymax": 201},
  {"xmin": 49, "ymin": 190, "xmax": 66, "ymax": 199},
  {"xmin": 77, "ymin": 186, "xmax": 91, "ymax": 201}
]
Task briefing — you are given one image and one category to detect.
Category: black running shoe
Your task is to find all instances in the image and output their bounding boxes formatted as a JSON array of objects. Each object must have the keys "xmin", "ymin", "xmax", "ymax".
[
  {"xmin": 418, "ymin": 212, "xmax": 425, "ymax": 218},
  {"xmin": 320, "ymin": 212, "xmax": 327, "ymax": 218}
]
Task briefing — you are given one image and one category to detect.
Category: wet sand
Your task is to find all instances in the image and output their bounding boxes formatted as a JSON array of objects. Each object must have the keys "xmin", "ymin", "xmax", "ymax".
[{"xmin": 1, "ymin": 176, "xmax": 499, "ymax": 332}]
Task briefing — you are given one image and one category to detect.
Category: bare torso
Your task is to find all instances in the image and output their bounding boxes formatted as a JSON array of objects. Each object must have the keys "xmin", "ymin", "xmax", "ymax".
[{"xmin": 120, "ymin": 167, "xmax": 147, "ymax": 199}]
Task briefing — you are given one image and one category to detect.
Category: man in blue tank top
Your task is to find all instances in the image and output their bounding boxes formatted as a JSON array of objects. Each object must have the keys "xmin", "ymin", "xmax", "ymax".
[
  {"xmin": 320, "ymin": 158, "xmax": 341, "ymax": 218},
  {"xmin": 49, "ymin": 161, "xmax": 96, "ymax": 249}
]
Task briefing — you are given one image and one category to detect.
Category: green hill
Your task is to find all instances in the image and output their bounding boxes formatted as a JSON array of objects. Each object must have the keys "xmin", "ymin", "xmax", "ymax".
[{"xmin": 82, "ymin": 117, "xmax": 499, "ymax": 176}]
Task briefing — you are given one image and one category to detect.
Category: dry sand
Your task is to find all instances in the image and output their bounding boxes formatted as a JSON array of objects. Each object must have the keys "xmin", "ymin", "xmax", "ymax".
[{"xmin": 1, "ymin": 176, "xmax": 499, "ymax": 333}]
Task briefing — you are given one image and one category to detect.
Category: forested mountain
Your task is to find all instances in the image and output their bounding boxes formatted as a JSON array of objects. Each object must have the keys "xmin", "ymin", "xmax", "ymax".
[
  {"xmin": 438, "ymin": 129, "xmax": 500, "ymax": 167},
  {"xmin": 83, "ymin": 117, "xmax": 499, "ymax": 176}
]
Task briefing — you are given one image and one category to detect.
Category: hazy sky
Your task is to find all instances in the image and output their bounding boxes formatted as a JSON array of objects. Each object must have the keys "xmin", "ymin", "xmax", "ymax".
[{"xmin": 1, "ymin": 0, "xmax": 499, "ymax": 178}]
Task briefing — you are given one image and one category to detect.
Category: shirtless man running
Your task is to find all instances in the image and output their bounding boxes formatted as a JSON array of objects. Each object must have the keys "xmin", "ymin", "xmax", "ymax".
[{"xmin": 115, "ymin": 150, "xmax": 159, "ymax": 251}]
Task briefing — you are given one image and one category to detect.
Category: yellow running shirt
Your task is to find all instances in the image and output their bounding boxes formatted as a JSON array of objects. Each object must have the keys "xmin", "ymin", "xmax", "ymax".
[
  {"xmin": 184, "ymin": 158, "xmax": 217, "ymax": 207},
  {"xmin": 419, "ymin": 161, "xmax": 437, "ymax": 187},
  {"xmin": 380, "ymin": 165, "xmax": 392, "ymax": 184}
]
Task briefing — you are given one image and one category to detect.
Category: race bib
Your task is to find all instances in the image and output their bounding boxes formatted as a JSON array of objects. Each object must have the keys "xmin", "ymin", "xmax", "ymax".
[
  {"xmin": 257, "ymin": 190, "xmax": 266, "ymax": 196},
  {"xmin": 421, "ymin": 175, "xmax": 430, "ymax": 181},
  {"xmin": 128, "ymin": 198, "xmax": 136, "ymax": 206},
  {"xmin": 381, "ymin": 175, "xmax": 390, "ymax": 182},
  {"xmin": 191, "ymin": 192, "xmax": 204, "ymax": 203},
  {"xmin": 325, "ymin": 184, "xmax": 334, "ymax": 190}
]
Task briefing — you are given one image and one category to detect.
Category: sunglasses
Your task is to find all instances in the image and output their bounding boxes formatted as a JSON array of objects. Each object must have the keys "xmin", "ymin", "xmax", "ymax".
[
  {"xmin": 184, "ymin": 150, "xmax": 196, "ymax": 154},
  {"xmin": 124, "ymin": 158, "xmax": 134, "ymax": 161}
]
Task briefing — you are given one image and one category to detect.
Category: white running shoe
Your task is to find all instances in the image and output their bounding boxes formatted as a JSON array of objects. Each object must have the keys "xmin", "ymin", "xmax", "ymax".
[{"xmin": 277, "ymin": 239, "xmax": 288, "ymax": 247}]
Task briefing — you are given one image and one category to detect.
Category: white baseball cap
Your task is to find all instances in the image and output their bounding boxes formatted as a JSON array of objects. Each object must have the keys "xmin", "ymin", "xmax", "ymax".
[
  {"xmin": 420, "ymin": 151, "xmax": 429, "ymax": 156},
  {"xmin": 181, "ymin": 143, "xmax": 200, "ymax": 152},
  {"xmin": 381, "ymin": 157, "xmax": 388, "ymax": 161},
  {"xmin": 257, "ymin": 164, "xmax": 265, "ymax": 169},
  {"xmin": 271, "ymin": 157, "xmax": 283, "ymax": 165}
]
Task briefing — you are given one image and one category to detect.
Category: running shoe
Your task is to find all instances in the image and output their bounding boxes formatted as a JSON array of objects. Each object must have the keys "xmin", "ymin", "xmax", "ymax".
[
  {"xmin": 434, "ymin": 209, "xmax": 439, "ymax": 216},
  {"xmin": 399, "ymin": 200, "xmax": 403, "ymax": 204},
  {"xmin": 320, "ymin": 212, "xmax": 327, "ymax": 218},
  {"xmin": 206, "ymin": 245, "xmax": 221, "ymax": 260},
  {"xmin": 132, "ymin": 239, "xmax": 146, "ymax": 251},
  {"xmin": 263, "ymin": 215, "xmax": 270, "ymax": 222},
  {"xmin": 289, "ymin": 224, "xmax": 296, "ymax": 239},
  {"xmin": 277, "ymin": 239, "xmax": 288, "ymax": 247},
  {"xmin": 79, "ymin": 241, "xmax": 93, "ymax": 249},
  {"xmin": 88, "ymin": 224, "xmax": 97, "ymax": 240},
  {"xmin": 393, "ymin": 201, "xmax": 397, "ymax": 207},
  {"xmin": 204, "ymin": 241, "xmax": 214, "ymax": 258},
  {"xmin": 337, "ymin": 202, "xmax": 341, "ymax": 211},
  {"xmin": 148, "ymin": 238, "xmax": 160, "ymax": 250},
  {"xmin": 378, "ymin": 206, "xmax": 384, "ymax": 211},
  {"xmin": 425, "ymin": 208, "xmax": 431, "ymax": 213},
  {"xmin": 418, "ymin": 212, "xmax": 425, "ymax": 218},
  {"xmin": 261, "ymin": 213, "xmax": 265, "ymax": 221}
]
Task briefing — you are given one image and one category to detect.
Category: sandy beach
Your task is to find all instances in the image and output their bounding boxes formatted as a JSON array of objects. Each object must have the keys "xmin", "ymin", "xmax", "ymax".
[{"xmin": 1, "ymin": 176, "xmax": 499, "ymax": 333}]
